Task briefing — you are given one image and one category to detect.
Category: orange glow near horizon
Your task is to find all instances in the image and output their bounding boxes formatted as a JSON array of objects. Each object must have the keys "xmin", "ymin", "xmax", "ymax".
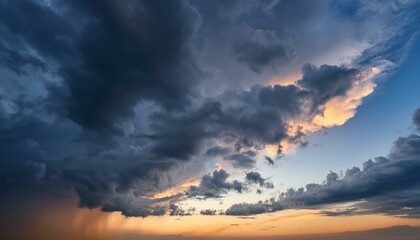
[
  {"xmin": 6, "ymin": 196, "xmax": 420, "ymax": 239},
  {"xmin": 69, "ymin": 204, "xmax": 420, "ymax": 238}
]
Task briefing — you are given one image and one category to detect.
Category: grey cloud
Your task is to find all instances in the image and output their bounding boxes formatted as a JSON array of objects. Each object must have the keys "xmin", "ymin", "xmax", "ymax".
[
  {"xmin": 51, "ymin": 0, "xmax": 202, "ymax": 136},
  {"xmin": 0, "ymin": 0, "xmax": 417, "ymax": 220},
  {"xmin": 24, "ymin": 161, "xmax": 46, "ymax": 183},
  {"xmin": 319, "ymin": 208, "xmax": 361, "ymax": 217},
  {"xmin": 0, "ymin": 42, "xmax": 47, "ymax": 75},
  {"xmin": 169, "ymin": 203, "xmax": 195, "ymax": 216},
  {"xmin": 97, "ymin": 192, "xmax": 194, "ymax": 218},
  {"xmin": 226, "ymin": 132, "xmax": 420, "ymax": 217},
  {"xmin": 200, "ymin": 209, "xmax": 217, "ymax": 215},
  {"xmin": 245, "ymin": 171, "xmax": 274, "ymax": 189},
  {"xmin": 224, "ymin": 154, "xmax": 256, "ymax": 169},
  {"xmin": 233, "ymin": 28, "xmax": 296, "ymax": 73},
  {"xmin": 101, "ymin": 196, "xmax": 173, "ymax": 218},
  {"xmin": 225, "ymin": 202, "xmax": 266, "ymax": 216},
  {"xmin": 210, "ymin": 0, "xmax": 279, "ymax": 19},
  {"xmin": 413, "ymin": 108, "xmax": 420, "ymax": 130},
  {"xmin": 0, "ymin": 61, "xmax": 367, "ymax": 216},
  {"xmin": 225, "ymin": 198, "xmax": 283, "ymax": 216},
  {"xmin": 298, "ymin": 64, "xmax": 359, "ymax": 110},
  {"xmin": 0, "ymin": 0, "xmax": 202, "ymax": 137},
  {"xmin": 264, "ymin": 156, "xmax": 275, "ymax": 166},
  {"xmin": 192, "ymin": 0, "xmax": 326, "ymax": 76},
  {"xmin": 188, "ymin": 169, "xmax": 245, "ymax": 198},
  {"xmin": 204, "ymin": 146, "xmax": 232, "ymax": 157}
]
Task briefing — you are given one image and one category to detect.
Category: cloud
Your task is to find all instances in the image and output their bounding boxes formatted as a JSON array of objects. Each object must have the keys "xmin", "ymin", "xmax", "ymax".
[
  {"xmin": 204, "ymin": 146, "xmax": 232, "ymax": 157},
  {"xmin": 200, "ymin": 209, "xmax": 217, "ymax": 215},
  {"xmin": 224, "ymin": 153, "xmax": 256, "ymax": 169},
  {"xmin": 0, "ymin": 0, "xmax": 418, "ymax": 220},
  {"xmin": 0, "ymin": 61, "xmax": 383, "ymax": 217},
  {"xmin": 24, "ymin": 161, "xmax": 46, "ymax": 183},
  {"xmin": 188, "ymin": 169, "xmax": 245, "ymax": 198},
  {"xmin": 0, "ymin": 0, "xmax": 202, "ymax": 138},
  {"xmin": 226, "ymin": 126, "xmax": 420, "ymax": 216},
  {"xmin": 225, "ymin": 199, "xmax": 283, "ymax": 216},
  {"xmin": 413, "ymin": 108, "xmax": 420, "ymax": 130},
  {"xmin": 264, "ymin": 156, "xmax": 275, "ymax": 166},
  {"xmin": 169, "ymin": 203, "xmax": 195, "ymax": 216},
  {"xmin": 52, "ymin": 1, "xmax": 201, "ymax": 136},
  {"xmin": 233, "ymin": 28, "xmax": 296, "ymax": 73},
  {"xmin": 245, "ymin": 171, "xmax": 274, "ymax": 189},
  {"xmin": 0, "ymin": 42, "xmax": 47, "ymax": 75},
  {"xmin": 297, "ymin": 64, "xmax": 359, "ymax": 112}
]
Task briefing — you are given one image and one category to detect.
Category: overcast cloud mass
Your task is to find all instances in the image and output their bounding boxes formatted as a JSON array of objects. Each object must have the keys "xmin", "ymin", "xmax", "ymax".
[{"xmin": 1, "ymin": 1, "xmax": 420, "ymax": 234}]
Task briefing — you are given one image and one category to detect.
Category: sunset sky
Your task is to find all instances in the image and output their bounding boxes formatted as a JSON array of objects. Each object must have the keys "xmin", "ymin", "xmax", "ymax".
[{"xmin": 1, "ymin": 1, "xmax": 420, "ymax": 239}]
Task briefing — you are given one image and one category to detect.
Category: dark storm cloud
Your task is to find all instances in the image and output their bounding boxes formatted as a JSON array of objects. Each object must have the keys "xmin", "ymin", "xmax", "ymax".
[
  {"xmin": 0, "ymin": 42, "xmax": 47, "ymax": 75},
  {"xmin": 24, "ymin": 161, "xmax": 46, "ymax": 183},
  {"xmin": 143, "ymin": 63, "xmax": 361, "ymax": 165},
  {"xmin": 225, "ymin": 132, "xmax": 420, "ymax": 217},
  {"xmin": 100, "ymin": 196, "xmax": 174, "ymax": 218},
  {"xmin": 0, "ymin": 0, "xmax": 204, "ymax": 217},
  {"xmin": 0, "ymin": 57, "xmax": 365, "ymax": 217},
  {"xmin": 245, "ymin": 171, "xmax": 274, "ymax": 189},
  {"xmin": 206, "ymin": 0, "xmax": 279, "ymax": 19},
  {"xmin": 204, "ymin": 146, "xmax": 232, "ymax": 157},
  {"xmin": 413, "ymin": 108, "xmax": 420, "ymax": 130},
  {"xmin": 1, "ymin": 0, "xmax": 202, "ymax": 137},
  {"xmin": 0, "ymin": 100, "xmax": 79, "ymax": 196},
  {"xmin": 191, "ymin": 0, "xmax": 326, "ymax": 74},
  {"xmin": 232, "ymin": 28, "xmax": 296, "ymax": 73},
  {"xmin": 0, "ymin": 0, "xmax": 399, "ymax": 219},
  {"xmin": 0, "ymin": 0, "xmax": 78, "ymax": 63},
  {"xmin": 298, "ymin": 64, "xmax": 359, "ymax": 109},
  {"xmin": 53, "ymin": 0, "xmax": 202, "ymax": 136},
  {"xmin": 188, "ymin": 169, "xmax": 245, "ymax": 198}
]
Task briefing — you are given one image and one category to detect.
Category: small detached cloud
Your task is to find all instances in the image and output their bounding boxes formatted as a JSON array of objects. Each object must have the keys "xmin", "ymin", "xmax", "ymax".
[
  {"xmin": 264, "ymin": 156, "xmax": 275, "ymax": 166},
  {"xmin": 245, "ymin": 171, "xmax": 274, "ymax": 189}
]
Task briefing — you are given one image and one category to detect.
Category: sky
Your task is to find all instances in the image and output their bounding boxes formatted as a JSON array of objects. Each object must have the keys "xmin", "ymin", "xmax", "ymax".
[{"xmin": 1, "ymin": 0, "xmax": 420, "ymax": 239}]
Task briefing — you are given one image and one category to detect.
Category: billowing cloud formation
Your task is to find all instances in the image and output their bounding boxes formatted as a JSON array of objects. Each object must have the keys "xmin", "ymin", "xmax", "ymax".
[
  {"xmin": 188, "ymin": 169, "xmax": 245, "ymax": 198},
  {"xmin": 1, "ymin": 0, "xmax": 202, "ymax": 136},
  {"xmin": 226, "ymin": 130, "xmax": 420, "ymax": 217},
  {"xmin": 0, "ymin": 0, "xmax": 418, "ymax": 219}
]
